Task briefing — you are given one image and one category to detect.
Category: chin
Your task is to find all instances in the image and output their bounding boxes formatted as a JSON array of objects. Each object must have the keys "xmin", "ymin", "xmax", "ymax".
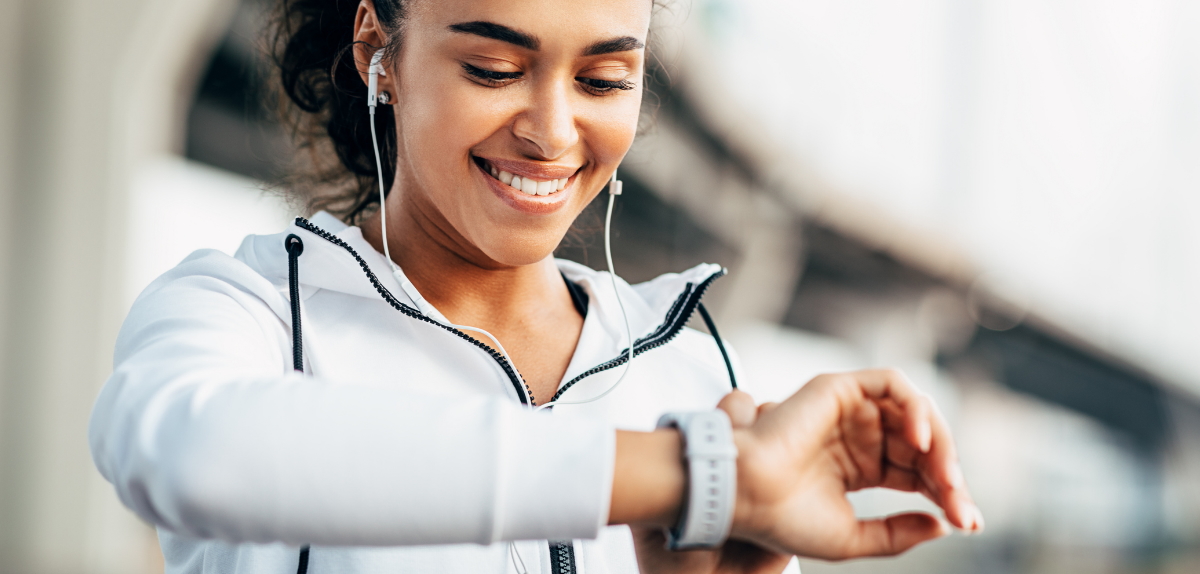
[{"xmin": 477, "ymin": 227, "xmax": 568, "ymax": 268}]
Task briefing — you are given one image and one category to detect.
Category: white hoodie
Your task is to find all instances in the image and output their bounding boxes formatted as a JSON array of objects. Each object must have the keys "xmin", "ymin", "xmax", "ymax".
[{"xmin": 89, "ymin": 212, "xmax": 781, "ymax": 573}]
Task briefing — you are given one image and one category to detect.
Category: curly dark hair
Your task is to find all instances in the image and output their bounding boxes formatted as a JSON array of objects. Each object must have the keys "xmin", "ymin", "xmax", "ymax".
[
  {"xmin": 271, "ymin": 0, "xmax": 407, "ymax": 222},
  {"xmin": 270, "ymin": 0, "xmax": 663, "ymax": 223}
]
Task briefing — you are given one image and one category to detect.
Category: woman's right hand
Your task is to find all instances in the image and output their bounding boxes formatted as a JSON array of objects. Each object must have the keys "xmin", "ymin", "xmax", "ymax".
[{"xmin": 727, "ymin": 369, "xmax": 982, "ymax": 560}]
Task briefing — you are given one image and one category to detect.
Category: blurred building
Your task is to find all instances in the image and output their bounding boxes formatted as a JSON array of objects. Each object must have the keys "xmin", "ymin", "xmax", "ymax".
[{"xmin": 0, "ymin": 0, "xmax": 1198, "ymax": 573}]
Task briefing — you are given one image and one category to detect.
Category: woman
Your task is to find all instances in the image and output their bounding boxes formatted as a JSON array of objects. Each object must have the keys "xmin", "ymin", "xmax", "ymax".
[{"xmin": 88, "ymin": 0, "xmax": 983, "ymax": 572}]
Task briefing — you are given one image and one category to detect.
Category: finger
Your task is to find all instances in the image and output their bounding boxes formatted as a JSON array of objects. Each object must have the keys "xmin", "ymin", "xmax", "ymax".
[
  {"xmin": 756, "ymin": 401, "xmax": 780, "ymax": 417},
  {"xmin": 884, "ymin": 434, "xmax": 920, "ymax": 472},
  {"xmin": 848, "ymin": 369, "xmax": 931, "ymax": 453},
  {"xmin": 878, "ymin": 463, "xmax": 921, "ymax": 489},
  {"xmin": 911, "ymin": 402, "xmax": 982, "ymax": 532},
  {"xmin": 925, "ymin": 401, "xmax": 963, "ymax": 490},
  {"xmin": 874, "ymin": 394, "xmax": 954, "ymax": 476},
  {"xmin": 878, "ymin": 399, "xmax": 955, "ymax": 490},
  {"xmin": 941, "ymin": 487, "xmax": 984, "ymax": 534},
  {"xmin": 853, "ymin": 373, "xmax": 982, "ymax": 532},
  {"xmin": 891, "ymin": 398, "xmax": 982, "ymax": 533},
  {"xmin": 843, "ymin": 512, "xmax": 949, "ymax": 558},
  {"xmin": 867, "ymin": 464, "xmax": 961, "ymax": 526},
  {"xmin": 717, "ymin": 390, "xmax": 759, "ymax": 428},
  {"xmin": 840, "ymin": 398, "xmax": 884, "ymax": 486},
  {"xmin": 877, "ymin": 394, "xmax": 974, "ymax": 529},
  {"xmin": 875, "ymin": 465, "xmax": 936, "ymax": 501}
]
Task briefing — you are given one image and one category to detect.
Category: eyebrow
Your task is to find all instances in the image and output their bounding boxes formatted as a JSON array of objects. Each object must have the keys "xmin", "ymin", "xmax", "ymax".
[
  {"xmin": 448, "ymin": 21, "xmax": 645, "ymax": 56},
  {"xmin": 584, "ymin": 36, "xmax": 645, "ymax": 56},
  {"xmin": 449, "ymin": 21, "xmax": 539, "ymax": 50}
]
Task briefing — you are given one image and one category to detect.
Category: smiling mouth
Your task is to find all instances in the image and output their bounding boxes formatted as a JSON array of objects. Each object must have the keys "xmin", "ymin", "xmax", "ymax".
[{"xmin": 474, "ymin": 157, "xmax": 572, "ymax": 197}]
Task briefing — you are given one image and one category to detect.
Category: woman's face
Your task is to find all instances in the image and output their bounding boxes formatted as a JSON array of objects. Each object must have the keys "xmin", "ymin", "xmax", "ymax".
[{"xmin": 378, "ymin": 0, "xmax": 649, "ymax": 267}]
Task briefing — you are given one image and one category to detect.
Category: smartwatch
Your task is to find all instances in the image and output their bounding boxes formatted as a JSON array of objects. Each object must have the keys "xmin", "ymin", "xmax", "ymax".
[{"xmin": 656, "ymin": 410, "xmax": 738, "ymax": 550}]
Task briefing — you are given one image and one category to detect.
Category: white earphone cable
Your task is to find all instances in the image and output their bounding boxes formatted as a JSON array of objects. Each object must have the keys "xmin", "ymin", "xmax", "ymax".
[
  {"xmin": 536, "ymin": 173, "xmax": 634, "ymax": 411},
  {"xmin": 369, "ymin": 106, "xmax": 398, "ymax": 275},
  {"xmin": 508, "ymin": 542, "xmax": 528, "ymax": 574},
  {"xmin": 448, "ymin": 323, "xmax": 533, "ymax": 405}
]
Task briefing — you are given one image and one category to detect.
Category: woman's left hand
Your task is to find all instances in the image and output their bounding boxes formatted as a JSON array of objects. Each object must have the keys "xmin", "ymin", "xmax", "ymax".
[
  {"xmin": 631, "ymin": 528, "xmax": 792, "ymax": 574},
  {"xmin": 631, "ymin": 392, "xmax": 794, "ymax": 574}
]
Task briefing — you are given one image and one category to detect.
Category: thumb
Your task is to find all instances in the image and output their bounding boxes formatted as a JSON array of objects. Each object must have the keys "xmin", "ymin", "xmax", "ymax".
[
  {"xmin": 717, "ymin": 390, "xmax": 758, "ymax": 428},
  {"xmin": 844, "ymin": 512, "xmax": 949, "ymax": 558}
]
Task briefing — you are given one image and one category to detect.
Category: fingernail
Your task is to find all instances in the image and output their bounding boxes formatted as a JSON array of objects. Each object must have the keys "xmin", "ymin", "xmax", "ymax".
[
  {"xmin": 958, "ymin": 500, "xmax": 974, "ymax": 531},
  {"xmin": 919, "ymin": 420, "xmax": 932, "ymax": 453},
  {"xmin": 973, "ymin": 507, "xmax": 986, "ymax": 533},
  {"xmin": 949, "ymin": 464, "xmax": 964, "ymax": 489}
]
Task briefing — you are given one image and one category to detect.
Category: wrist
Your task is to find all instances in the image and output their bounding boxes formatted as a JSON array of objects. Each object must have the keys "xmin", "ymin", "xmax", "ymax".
[{"xmin": 609, "ymin": 429, "xmax": 685, "ymax": 527}]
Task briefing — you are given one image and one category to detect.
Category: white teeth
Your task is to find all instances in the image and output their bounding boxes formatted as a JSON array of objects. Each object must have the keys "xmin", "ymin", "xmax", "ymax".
[{"xmin": 488, "ymin": 164, "xmax": 568, "ymax": 196}]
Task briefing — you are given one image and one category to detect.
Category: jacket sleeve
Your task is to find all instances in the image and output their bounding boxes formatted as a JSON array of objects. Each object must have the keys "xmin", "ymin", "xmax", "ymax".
[{"xmin": 88, "ymin": 268, "xmax": 614, "ymax": 546}]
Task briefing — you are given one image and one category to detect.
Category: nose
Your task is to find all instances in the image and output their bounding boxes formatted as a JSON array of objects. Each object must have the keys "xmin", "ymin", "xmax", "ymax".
[{"xmin": 511, "ymin": 79, "xmax": 579, "ymax": 159}]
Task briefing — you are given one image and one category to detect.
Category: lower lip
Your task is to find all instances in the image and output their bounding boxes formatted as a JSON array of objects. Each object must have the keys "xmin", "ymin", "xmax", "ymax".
[{"xmin": 475, "ymin": 160, "xmax": 574, "ymax": 215}]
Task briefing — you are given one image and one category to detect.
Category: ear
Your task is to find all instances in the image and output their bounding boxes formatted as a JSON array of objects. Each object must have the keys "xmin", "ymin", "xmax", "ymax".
[{"xmin": 353, "ymin": 1, "xmax": 393, "ymax": 96}]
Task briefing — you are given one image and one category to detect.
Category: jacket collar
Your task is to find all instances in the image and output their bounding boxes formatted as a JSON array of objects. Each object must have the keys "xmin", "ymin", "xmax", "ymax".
[{"xmin": 245, "ymin": 212, "xmax": 724, "ymax": 357}]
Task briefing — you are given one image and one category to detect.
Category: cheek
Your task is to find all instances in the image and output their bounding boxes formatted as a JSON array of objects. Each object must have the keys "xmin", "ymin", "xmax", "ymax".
[
  {"xmin": 579, "ymin": 92, "xmax": 642, "ymax": 184},
  {"xmin": 395, "ymin": 74, "xmax": 509, "ymax": 197},
  {"xmin": 586, "ymin": 89, "xmax": 642, "ymax": 158}
]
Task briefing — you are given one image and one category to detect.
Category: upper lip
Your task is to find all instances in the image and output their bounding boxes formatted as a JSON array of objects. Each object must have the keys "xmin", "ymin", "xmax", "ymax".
[{"xmin": 474, "ymin": 156, "xmax": 582, "ymax": 181}]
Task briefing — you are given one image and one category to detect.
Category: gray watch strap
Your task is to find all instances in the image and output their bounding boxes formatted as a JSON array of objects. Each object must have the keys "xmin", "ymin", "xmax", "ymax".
[{"xmin": 656, "ymin": 410, "xmax": 738, "ymax": 550}]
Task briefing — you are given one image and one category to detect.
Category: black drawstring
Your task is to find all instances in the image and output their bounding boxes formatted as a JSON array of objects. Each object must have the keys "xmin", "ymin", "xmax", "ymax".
[
  {"xmin": 286, "ymin": 234, "xmax": 312, "ymax": 574},
  {"xmin": 296, "ymin": 546, "xmax": 310, "ymax": 574},
  {"xmin": 697, "ymin": 302, "xmax": 737, "ymax": 390},
  {"xmin": 286, "ymin": 234, "xmax": 305, "ymax": 374}
]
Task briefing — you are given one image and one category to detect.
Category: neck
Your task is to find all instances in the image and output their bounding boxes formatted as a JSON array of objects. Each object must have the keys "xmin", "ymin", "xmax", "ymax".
[{"xmin": 360, "ymin": 193, "xmax": 567, "ymax": 329}]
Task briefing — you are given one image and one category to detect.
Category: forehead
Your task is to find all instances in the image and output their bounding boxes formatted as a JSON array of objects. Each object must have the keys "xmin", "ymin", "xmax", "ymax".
[{"xmin": 408, "ymin": 0, "xmax": 652, "ymax": 47}]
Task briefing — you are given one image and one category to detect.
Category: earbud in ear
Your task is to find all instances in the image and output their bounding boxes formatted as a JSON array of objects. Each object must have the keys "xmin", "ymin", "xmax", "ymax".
[{"xmin": 368, "ymin": 50, "xmax": 385, "ymax": 107}]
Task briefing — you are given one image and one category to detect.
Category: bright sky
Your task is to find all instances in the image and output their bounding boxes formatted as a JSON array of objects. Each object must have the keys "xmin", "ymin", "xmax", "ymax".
[{"xmin": 694, "ymin": 0, "xmax": 1200, "ymax": 395}]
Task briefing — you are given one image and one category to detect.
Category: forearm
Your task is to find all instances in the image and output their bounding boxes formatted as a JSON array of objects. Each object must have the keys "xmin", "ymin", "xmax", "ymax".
[
  {"xmin": 94, "ymin": 369, "xmax": 616, "ymax": 545},
  {"xmin": 609, "ymin": 429, "xmax": 685, "ymax": 528}
]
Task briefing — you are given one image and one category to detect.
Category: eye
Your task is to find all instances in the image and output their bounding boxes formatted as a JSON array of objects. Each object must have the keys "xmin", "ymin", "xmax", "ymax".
[
  {"xmin": 462, "ymin": 63, "xmax": 522, "ymax": 86},
  {"xmin": 576, "ymin": 77, "xmax": 636, "ymax": 95}
]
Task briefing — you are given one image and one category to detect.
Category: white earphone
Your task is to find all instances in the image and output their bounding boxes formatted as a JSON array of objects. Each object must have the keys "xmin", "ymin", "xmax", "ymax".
[{"xmin": 367, "ymin": 50, "xmax": 385, "ymax": 107}]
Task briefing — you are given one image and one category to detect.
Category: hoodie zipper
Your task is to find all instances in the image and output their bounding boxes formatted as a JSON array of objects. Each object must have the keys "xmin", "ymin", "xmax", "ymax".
[
  {"xmin": 295, "ymin": 218, "xmax": 535, "ymax": 404},
  {"xmin": 547, "ymin": 269, "xmax": 723, "ymax": 403},
  {"xmin": 295, "ymin": 217, "xmax": 724, "ymax": 407}
]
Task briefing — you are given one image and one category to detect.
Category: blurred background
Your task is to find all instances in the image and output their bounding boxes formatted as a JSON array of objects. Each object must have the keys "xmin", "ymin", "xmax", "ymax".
[{"xmin": 1, "ymin": 0, "xmax": 1198, "ymax": 572}]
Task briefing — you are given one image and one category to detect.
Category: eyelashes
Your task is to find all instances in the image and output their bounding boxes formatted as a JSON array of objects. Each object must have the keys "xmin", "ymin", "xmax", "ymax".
[
  {"xmin": 461, "ymin": 63, "xmax": 636, "ymax": 94},
  {"xmin": 462, "ymin": 63, "xmax": 522, "ymax": 83},
  {"xmin": 576, "ymin": 77, "xmax": 636, "ymax": 93}
]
